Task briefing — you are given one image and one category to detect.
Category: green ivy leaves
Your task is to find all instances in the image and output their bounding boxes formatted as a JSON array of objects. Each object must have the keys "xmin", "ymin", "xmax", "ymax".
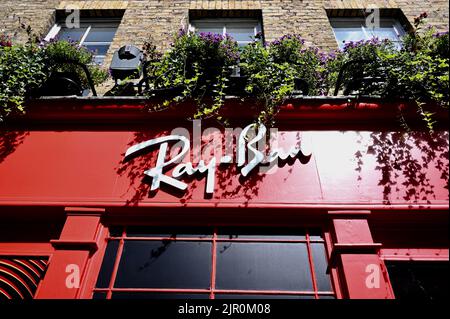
[
  {"xmin": 145, "ymin": 32, "xmax": 240, "ymax": 123},
  {"xmin": 0, "ymin": 44, "xmax": 46, "ymax": 122},
  {"xmin": 1, "ymin": 39, "xmax": 109, "ymax": 123}
]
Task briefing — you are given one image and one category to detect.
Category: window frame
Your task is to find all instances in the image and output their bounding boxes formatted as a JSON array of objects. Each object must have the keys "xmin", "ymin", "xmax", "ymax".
[
  {"xmin": 87, "ymin": 226, "xmax": 337, "ymax": 299},
  {"xmin": 44, "ymin": 18, "xmax": 122, "ymax": 65},
  {"xmin": 329, "ymin": 17, "xmax": 406, "ymax": 49},
  {"xmin": 189, "ymin": 18, "xmax": 263, "ymax": 46}
]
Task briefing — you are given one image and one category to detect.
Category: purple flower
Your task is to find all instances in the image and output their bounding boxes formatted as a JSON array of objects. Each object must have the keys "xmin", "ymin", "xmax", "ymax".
[
  {"xmin": 433, "ymin": 31, "xmax": 449, "ymax": 38},
  {"xmin": 199, "ymin": 32, "xmax": 226, "ymax": 44},
  {"xmin": 177, "ymin": 27, "xmax": 187, "ymax": 37},
  {"xmin": 270, "ymin": 34, "xmax": 305, "ymax": 46}
]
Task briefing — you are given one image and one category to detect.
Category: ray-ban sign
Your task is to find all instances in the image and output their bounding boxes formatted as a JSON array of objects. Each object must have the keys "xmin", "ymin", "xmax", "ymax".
[{"xmin": 124, "ymin": 122, "xmax": 312, "ymax": 195}]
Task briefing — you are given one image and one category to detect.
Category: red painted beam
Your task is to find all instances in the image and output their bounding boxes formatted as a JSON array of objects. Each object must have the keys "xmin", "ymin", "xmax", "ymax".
[{"xmin": 9, "ymin": 97, "xmax": 446, "ymax": 128}]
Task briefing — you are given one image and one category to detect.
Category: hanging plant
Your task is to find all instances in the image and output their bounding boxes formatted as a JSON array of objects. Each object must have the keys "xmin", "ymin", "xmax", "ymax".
[
  {"xmin": 0, "ymin": 21, "xmax": 109, "ymax": 122},
  {"xmin": 240, "ymin": 34, "xmax": 324, "ymax": 126},
  {"xmin": 41, "ymin": 39, "xmax": 109, "ymax": 95},
  {"xmin": 146, "ymin": 29, "xmax": 240, "ymax": 122},
  {"xmin": 393, "ymin": 14, "xmax": 449, "ymax": 130},
  {"xmin": 325, "ymin": 38, "xmax": 398, "ymax": 97},
  {"xmin": 0, "ymin": 35, "xmax": 47, "ymax": 122}
]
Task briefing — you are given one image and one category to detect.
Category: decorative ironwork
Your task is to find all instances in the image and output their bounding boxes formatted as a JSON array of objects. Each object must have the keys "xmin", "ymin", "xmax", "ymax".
[{"xmin": 0, "ymin": 257, "xmax": 48, "ymax": 299}]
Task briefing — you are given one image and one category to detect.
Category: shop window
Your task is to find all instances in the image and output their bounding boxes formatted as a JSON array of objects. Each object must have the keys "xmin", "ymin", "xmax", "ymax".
[
  {"xmin": 0, "ymin": 257, "xmax": 49, "ymax": 299},
  {"xmin": 189, "ymin": 18, "xmax": 262, "ymax": 47},
  {"xmin": 329, "ymin": 17, "xmax": 406, "ymax": 49},
  {"xmin": 92, "ymin": 227, "xmax": 334, "ymax": 299},
  {"xmin": 386, "ymin": 261, "xmax": 449, "ymax": 300},
  {"xmin": 45, "ymin": 17, "xmax": 122, "ymax": 65}
]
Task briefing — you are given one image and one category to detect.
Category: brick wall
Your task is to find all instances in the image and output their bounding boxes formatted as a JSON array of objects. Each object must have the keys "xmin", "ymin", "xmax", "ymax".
[{"xmin": 1, "ymin": 0, "xmax": 448, "ymax": 66}]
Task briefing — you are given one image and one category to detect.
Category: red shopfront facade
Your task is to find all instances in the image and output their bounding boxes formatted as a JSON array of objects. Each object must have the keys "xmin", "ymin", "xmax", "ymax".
[{"xmin": 0, "ymin": 97, "xmax": 448, "ymax": 300}]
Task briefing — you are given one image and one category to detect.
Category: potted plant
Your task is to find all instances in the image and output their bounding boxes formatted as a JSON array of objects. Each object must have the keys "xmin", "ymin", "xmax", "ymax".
[
  {"xmin": 39, "ymin": 40, "xmax": 108, "ymax": 97},
  {"xmin": 240, "ymin": 34, "xmax": 323, "ymax": 126},
  {"xmin": 325, "ymin": 13, "xmax": 449, "ymax": 130},
  {"xmin": 145, "ymin": 29, "xmax": 240, "ymax": 118},
  {"xmin": 0, "ymin": 34, "xmax": 47, "ymax": 122},
  {"xmin": 328, "ymin": 38, "xmax": 396, "ymax": 97}
]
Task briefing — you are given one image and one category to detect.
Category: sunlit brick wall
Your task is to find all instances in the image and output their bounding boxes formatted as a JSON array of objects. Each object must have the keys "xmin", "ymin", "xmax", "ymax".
[{"xmin": 1, "ymin": 0, "xmax": 448, "ymax": 66}]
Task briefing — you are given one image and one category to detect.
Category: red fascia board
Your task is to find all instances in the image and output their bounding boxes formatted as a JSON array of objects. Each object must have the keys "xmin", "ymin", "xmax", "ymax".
[
  {"xmin": 0, "ymin": 200, "xmax": 448, "ymax": 210},
  {"xmin": 13, "ymin": 97, "xmax": 447, "ymax": 127}
]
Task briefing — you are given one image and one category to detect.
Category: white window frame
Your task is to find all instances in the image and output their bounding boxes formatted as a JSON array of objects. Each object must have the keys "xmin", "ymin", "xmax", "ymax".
[
  {"xmin": 45, "ymin": 18, "xmax": 121, "ymax": 65},
  {"xmin": 330, "ymin": 17, "xmax": 406, "ymax": 49},
  {"xmin": 189, "ymin": 18, "xmax": 263, "ymax": 76},
  {"xmin": 189, "ymin": 18, "xmax": 262, "ymax": 46}
]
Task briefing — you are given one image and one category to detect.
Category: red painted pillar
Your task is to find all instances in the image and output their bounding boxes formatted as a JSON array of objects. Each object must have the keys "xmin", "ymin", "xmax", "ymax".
[
  {"xmin": 35, "ymin": 207, "xmax": 105, "ymax": 299},
  {"xmin": 328, "ymin": 211, "xmax": 393, "ymax": 299}
]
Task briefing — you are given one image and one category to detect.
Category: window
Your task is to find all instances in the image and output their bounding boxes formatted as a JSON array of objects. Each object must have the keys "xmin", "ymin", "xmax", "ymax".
[
  {"xmin": 92, "ymin": 227, "xmax": 334, "ymax": 299},
  {"xmin": 45, "ymin": 18, "xmax": 122, "ymax": 65},
  {"xmin": 189, "ymin": 18, "xmax": 262, "ymax": 47},
  {"xmin": 330, "ymin": 17, "xmax": 406, "ymax": 49},
  {"xmin": 386, "ymin": 261, "xmax": 449, "ymax": 300}
]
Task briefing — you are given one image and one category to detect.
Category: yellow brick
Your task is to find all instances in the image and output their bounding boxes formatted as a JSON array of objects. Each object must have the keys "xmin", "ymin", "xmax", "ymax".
[
  {"xmin": 223, "ymin": 0, "xmax": 229, "ymax": 10},
  {"xmin": 57, "ymin": 1, "xmax": 128, "ymax": 10}
]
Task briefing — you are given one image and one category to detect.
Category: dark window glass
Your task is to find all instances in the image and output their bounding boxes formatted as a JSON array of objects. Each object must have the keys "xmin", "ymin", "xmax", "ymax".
[
  {"xmin": 216, "ymin": 243, "xmax": 312, "ymax": 291},
  {"xmin": 386, "ymin": 261, "xmax": 449, "ymax": 300},
  {"xmin": 115, "ymin": 241, "xmax": 211, "ymax": 289},
  {"xmin": 111, "ymin": 292, "xmax": 209, "ymax": 299},
  {"xmin": 215, "ymin": 294, "xmax": 314, "ymax": 299},
  {"xmin": 58, "ymin": 28, "xmax": 87, "ymax": 41},
  {"xmin": 85, "ymin": 44, "xmax": 109, "ymax": 56},
  {"xmin": 109, "ymin": 226, "xmax": 123, "ymax": 237},
  {"xmin": 92, "ymin": 291, "xmax": 107, "ymax": 299},
  {"xmin": 311, "ymin": 243, "xmax": 332, "ymax": 291},
  {"xmin": 84, "ymin": 28, "xmax": 117, "ymax": 42},
  {"xmin": 95, "ymin": 240, "xmax": 119, "ymax": 288},
  {"xmin": 126, "ymin": 226, "xmax": 212, "ymax": 238},
  {"xmin": 218, "ymin": 227, "xmax": 305, "ymax": 240}
]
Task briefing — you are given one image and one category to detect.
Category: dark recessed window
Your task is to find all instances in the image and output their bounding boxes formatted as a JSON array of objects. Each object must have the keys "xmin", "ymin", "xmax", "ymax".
[
  {"xmin": 310, "ymin": 243, "xmax": 333, "ymax": 292},
  {"xmin": 386, "ymin": 261, "xmax": 449, "ymax": 300},
  {"xmin": 95, "ymin": 240, "xmax": 119, "ymax": 288},
  {"xmin": 115, "ymin": 241, "xmax": 212, "ymax": 289},
  {"xmin": 93, "ymin": 227, "xmax": 334, "ymax": 299},
  {"xmin": 216, "ymin": 242, "xmax": 312, "ymax": 291}
]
